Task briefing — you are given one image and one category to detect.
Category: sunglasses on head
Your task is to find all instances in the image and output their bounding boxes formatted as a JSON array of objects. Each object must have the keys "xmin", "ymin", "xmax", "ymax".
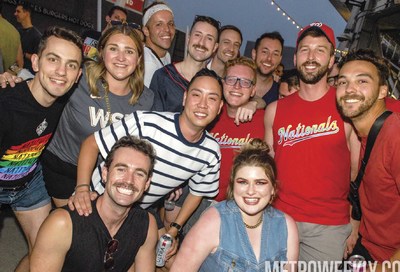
[
  {"xmin": 104, "ymin": 239, "xmax": 119, "ymax": 270},
  {"xmin": 110, "ymin": 20, "xmax": 141, "ymax": 30}
]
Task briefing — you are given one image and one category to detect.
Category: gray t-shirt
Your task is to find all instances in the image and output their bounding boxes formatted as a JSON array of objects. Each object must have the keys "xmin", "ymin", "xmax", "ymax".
[{"xmin": 47, "ymin": 68, "xmax": 154, "ymax": 165}]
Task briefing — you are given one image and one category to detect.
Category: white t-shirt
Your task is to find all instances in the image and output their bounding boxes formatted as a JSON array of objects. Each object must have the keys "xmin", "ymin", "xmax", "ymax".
[{"xmin": 144, "ymin": 46, "xmax": 171, "ymax": 88}]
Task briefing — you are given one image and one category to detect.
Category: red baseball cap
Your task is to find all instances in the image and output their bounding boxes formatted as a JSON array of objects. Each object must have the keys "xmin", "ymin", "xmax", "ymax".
[{"xmin": 296, "ymin": 22, "xmax": 336, "ymax": 50}]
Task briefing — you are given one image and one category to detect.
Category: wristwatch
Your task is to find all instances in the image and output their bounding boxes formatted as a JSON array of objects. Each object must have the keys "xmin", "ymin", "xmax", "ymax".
[{"xmin": 170, "ymin": 222, "xmax": 182, "ymax": 232}]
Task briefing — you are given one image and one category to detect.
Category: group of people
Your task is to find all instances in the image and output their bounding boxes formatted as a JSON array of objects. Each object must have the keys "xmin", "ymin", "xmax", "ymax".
[{"xmin": 0, "ymin": 1, "xmax": 399, "ymax": 272}]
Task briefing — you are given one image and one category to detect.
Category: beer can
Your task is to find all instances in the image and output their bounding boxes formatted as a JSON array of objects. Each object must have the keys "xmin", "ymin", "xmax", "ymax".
[
  {"xmin": 348, "ymin": 255, "xmax": 366, "ymax": 272},
  {"xmin": 164, "ymin": 199, "xmax": 175, "ymax": 211},
  {"xmin": 156, "ymin": 234, "xmax": 173, "ymax": 267}
]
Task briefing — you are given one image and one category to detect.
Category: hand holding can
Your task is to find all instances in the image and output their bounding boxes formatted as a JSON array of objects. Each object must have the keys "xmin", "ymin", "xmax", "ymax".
[{"xmin": 349, "ymin": 255, "xmax": 366, "ymax": 272}]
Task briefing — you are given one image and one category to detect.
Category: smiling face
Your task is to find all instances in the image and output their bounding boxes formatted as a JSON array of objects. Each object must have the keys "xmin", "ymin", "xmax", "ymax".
[
  {"xmin": 295, "ymin": 35, "xmax": 334, "ymax": 84},
  {"xmin": 216, "ymin": 29, "xmax": 241, "ymax": 64},
  {"xmin": 102, "ymin": 33, "xmax": 140, "ymax": 83},
  {"xmin": 187, "ymin": 21, "xmax": 218, "ymax": 62},
  {"xmin": 233, "ymin": 166, "xmax": 275, "ymax": 221},
  {"xmin": 181, "ymin": 75, "xmax": 223, "ymax": 132},
  {"xmin": 102, "ymin": 147, "xmax": 152, "ymax": 207},
  {"xmin": 143, "ymin": 10, "xmax": 175, "ymax": 56},
  {"xmin": 252, "ymin": 38, "xmax": 282, "ymax": 77},
  {"xmin": 223, "ymin": 64, "xmax": 255, "ymax": 109},
  {"xmin": 336, "ymin": 60, "xmax": 387, "ymax": 120},
  {"xmin": 31, "ymin": 36, "xmax": 82, "ymax": 106}
]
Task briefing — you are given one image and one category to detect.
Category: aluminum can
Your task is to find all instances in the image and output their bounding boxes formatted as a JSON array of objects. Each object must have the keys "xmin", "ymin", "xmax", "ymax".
[
  {"xmin": 348, "ymin": 255, "xmax": 366, "ymax": 272},
  {"xmin": 156, "ymin": 234, "xmax": 173, "ymax": 267},
  {"xmin": 164, "ymin": 199, "xmax": 175, "ymax": 211}
]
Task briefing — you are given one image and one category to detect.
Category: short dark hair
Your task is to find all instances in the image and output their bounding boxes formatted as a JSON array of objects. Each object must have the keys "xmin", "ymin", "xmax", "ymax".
[
  {"xmin": 281, "ymin": 69, "xmax": 299, "ymax": 89},
  {"xmin": 107, "ymin": 5, "xmax": 128, "ymax": 18},
  {"xmin": 37, "ymin": 26, "xmax": 83, "ymax": 61},
  {"xmin": 338, "ymin": 49, "xmax": 390, "ymax": 86},
  {"xmin": 104, "ymin": 136, "xmax": 156, "ymax": 177},
  {"xmin": 191, "ymin": 15, "xmax": 220, "ymax": 34},
  {"xmin": 219, "ymin": 25, "xmax": 243, "ymax": 44},
  {"xmin": 17, "ymin": 1, "xmax": 32, "ymax": 13},
  {"xmin": 187, "ymin": 68, "xmax": 223, "ymax": 95},
  {"xmin": 254, "ymin": 31, "xmax": 284, "ymax": 53}
]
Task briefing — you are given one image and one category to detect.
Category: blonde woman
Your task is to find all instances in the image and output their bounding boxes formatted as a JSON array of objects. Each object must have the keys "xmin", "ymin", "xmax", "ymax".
[
  {"xmin": 171, "ymin": 139, "xmax": 298, "ymax": 272},
  {"xmin": 42, "ymin": 25, "xmax": 154, "ymax": 207}
]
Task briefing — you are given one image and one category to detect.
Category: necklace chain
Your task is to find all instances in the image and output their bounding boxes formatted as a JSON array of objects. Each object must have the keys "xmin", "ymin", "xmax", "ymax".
[
  {"xmin": 243, "ymin": 214, "xmax": 263, "ymax": 229},
  {"xmin": 101, "ymin": 79, "xmax": 112, "ymax": 125}
]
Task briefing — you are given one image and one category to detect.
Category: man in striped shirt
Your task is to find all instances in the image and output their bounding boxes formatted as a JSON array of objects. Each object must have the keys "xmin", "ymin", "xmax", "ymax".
[{"xmin": 69, "ymin": 68, "xmax": 223, "ymax": 260}]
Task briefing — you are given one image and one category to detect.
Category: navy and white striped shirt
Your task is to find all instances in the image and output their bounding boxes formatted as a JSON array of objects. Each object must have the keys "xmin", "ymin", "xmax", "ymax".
[{"xmin": 91, "ymin": 111, "xmax": 221, "ymax": 208}]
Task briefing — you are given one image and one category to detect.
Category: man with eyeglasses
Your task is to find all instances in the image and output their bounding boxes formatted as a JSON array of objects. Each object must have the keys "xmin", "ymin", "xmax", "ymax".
[
  {"xmin": 31, "ymin": 136, "xmax": 158, "ymax": 272},
  {"xmin": 142, "ymin": 1, "xmax": 176, "ymax": 88},
  {"xmin": 81, "ymin": 5, "xmax": 128, "ymax": 61},
  {"xmin": 251, "ymin": 31, "xmax": 285, "ymax": 109},
  {"xmin": 150, "ymin": 14, "xmax": 219, "ymax": 112},
  {"xmin": 186, "ymin": 57, "xmax": 265, "ymax": 221}
]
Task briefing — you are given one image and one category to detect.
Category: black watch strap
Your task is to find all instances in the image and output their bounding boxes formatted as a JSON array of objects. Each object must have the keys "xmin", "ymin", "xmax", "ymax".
[{"xmin": 170, "ymin": 222, "xmax": 182, "ymax": 232}]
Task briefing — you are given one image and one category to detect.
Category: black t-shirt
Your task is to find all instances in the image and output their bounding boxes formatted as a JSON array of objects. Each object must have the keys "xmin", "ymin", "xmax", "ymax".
[
  {"xmin": 62, "ymin": 200, "xmax": 149, "ymax": 271},
  {"xmin": 262, "ymin": 80, "xmax": 280, "ymax": 107},
  {"xmin": 0, "ymin": 81, "xmax": 66, "ymax": 187},
  {"xmin": 19, "ymin": 27, "xmax": 42, "ymax": 73}
]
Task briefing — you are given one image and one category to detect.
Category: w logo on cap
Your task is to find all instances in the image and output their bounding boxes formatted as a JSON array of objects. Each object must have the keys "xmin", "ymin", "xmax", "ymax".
[
  {"xmin": 296, "ymin": 21, "xmax": 336, "ymax": 49},
  {"xmin": 310, "ymin": 22, "xmax": 323, "ymax": 28}
]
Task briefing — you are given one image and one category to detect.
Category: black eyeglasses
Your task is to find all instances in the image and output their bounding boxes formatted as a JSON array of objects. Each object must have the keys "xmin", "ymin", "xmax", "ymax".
[
  {"xmin": 104, "ymin": 239, "xmax": 119, "ymax": 270},
  {"xmin": 224, "ymin": 76, "xmax": 254, "ymax": 88},
  {"xmin": 193, "ymin": 15, "xmax": 221, "ymax": 30},
  {"xmin": 110, "ymin": 20, "xmax": 141, "ymax": 30}
]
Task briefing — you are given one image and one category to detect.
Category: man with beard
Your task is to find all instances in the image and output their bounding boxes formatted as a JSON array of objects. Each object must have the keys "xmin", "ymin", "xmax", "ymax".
[
  {"xmin": 336, "ymin": 49, "xmax": 400, "ymax": 266},
  {"xmin": 142, "ymin": 1, "xmax": 176, "ymax": 88},
  {"xmin": 264, "ymin": 22, "xmax": 359, "ymax": 266},
  {"xmin": 251, "ymin": 32, "xmax": 284, "ymax": 108},
  {"xmin": 207, "ymin": 25, "xmax": 242, "ymax": 77},
  {"xmin": 150, "ymin": 15, "xmax": 219, "ymax": 112}
]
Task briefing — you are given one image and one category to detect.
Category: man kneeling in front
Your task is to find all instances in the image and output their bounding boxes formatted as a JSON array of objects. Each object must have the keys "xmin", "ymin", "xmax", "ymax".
[{"xmin": 30, "ymin": 136, "xmax": 158, "ymax": 272}]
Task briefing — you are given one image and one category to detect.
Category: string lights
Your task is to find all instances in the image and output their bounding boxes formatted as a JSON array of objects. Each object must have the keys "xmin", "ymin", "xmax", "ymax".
[
  {"xmin": 270, "ymin": 0, "xmax": 346, "ymax": 55},
  {"xmin": 270, "ymin": 1, "xmax": 302, "ymax": 30}
]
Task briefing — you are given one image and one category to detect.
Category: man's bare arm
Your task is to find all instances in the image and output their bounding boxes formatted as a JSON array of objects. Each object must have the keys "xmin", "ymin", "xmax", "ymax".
[
  {"xmin": 30, "ymin": 209, "xmax": 72, "ymax": 272},
  {"xmin": 132, "ymin": 213, "xmax": 158, "ymax": 272},
  {"xmin": 264, "ymin": 101, "xmax": 277, "ymax": 157}
]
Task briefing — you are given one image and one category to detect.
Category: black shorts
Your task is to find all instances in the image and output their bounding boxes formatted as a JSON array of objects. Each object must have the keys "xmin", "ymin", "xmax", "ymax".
[{"xmin": 42, "ymin": 150, "xmax": 77, "ymax": 199}]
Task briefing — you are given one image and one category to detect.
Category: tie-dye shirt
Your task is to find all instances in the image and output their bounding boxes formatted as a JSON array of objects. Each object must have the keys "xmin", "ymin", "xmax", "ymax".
[{"xmin": 0, "ymin": 82, "xmax": 66, "ymax": 187}]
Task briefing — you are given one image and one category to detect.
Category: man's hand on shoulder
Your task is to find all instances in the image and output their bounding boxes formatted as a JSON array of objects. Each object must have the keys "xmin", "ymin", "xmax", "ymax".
[
  {"xmin": 0, "ymin": 72, "xmax": 22, "ymax": 88},
  {"xmin": 235, "ymin": 100, "xmax": 257, "ymax": 125}
]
